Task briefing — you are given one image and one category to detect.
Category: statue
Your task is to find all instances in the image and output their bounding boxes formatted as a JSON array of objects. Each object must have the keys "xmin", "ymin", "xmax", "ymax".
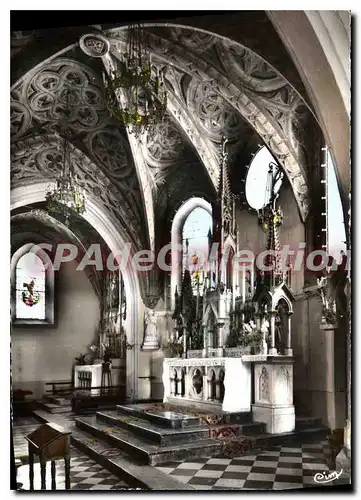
[
  {"xmin": 260, "ymin": 317, "xmax": 269, "ymax": 355},
  {"xmin": 141, "ymin": 309, "xmax": 159, "ymax": 351}
]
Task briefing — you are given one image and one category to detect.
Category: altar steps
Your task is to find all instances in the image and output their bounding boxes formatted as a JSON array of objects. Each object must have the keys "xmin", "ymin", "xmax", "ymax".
[
  {"xmin": 74, "ymin": 415, "xmax": 222, "ymax": 465},
  {"xmin": 37, "ymin": 398, "xmax": 72, "ymax": 414}
]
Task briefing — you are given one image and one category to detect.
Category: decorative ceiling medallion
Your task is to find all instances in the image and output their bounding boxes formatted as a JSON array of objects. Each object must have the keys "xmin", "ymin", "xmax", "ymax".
[
  {"xmin": 217, "ymin": 40, "xmax": 286, "ymax": 92},
  {"xmin": 25, "ymin": 58, "xmax": 107, "ymax": 132},
  {"xmin": 187, "ymin": 80, "xmax": 244, "ymax": 142},
  {"xmin": 79, "ymin": 33, "xmax": 110, "ymax": 58},
  {"xmin": 11, "ymin": 100, "xmax": 32, "ymax": 142},
  {"xmin": 145, "ymin": 116, "xmax": 185, "ymax": 167},
  {"xmin": 89, "ymin": 129, "xmax": 134, "ymax": 180}
]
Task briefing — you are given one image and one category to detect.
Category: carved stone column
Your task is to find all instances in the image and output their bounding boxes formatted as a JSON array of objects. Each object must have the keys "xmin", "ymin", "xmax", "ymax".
[
  {"xmin": 269, "ymin": 311, "xmax": 277, "ymax": 355},
  {"xmin": 202, "ymin": 325, "xmax": 208, "ymax": 358},
  {"xmin": 216, "ymin": 322, "xmax": 224, "ymax": 357}
]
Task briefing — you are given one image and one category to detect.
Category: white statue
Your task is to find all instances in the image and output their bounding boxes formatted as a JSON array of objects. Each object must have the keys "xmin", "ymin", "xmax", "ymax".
[
  {"xmin": 260, "ymin": 318, "xmax": 269, "ymax": 355},
  {"xmin": 142, "ymin": 309, "xmax": 159, "ymax": 350},
  {"xmin": 261, "ymin": 318, "xmax": 270, "ymax": 335}
]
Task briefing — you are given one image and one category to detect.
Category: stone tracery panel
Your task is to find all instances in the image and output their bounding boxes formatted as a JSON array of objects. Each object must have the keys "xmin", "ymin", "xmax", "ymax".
[
  {"xmin": 187, "ymin": 80, "xmax": 245, "ymax": 142},
  {"xmin": 145, "ymin": 115, "xmax": 186, "ymax": 168},
  {"xmin": 11, "ymin": 134, "xmax": 145, "ymax": 251},
  {"xmin": 129, "ymin": 27, "xmax": 312, "ymax": 220},
  {"xmin": 18, "ymin": 58, "xmax": 108, "ymax": 133}
]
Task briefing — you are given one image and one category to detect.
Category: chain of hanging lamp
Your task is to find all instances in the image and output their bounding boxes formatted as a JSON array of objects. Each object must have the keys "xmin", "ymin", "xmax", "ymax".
[
  {"xmin": 103, "ymin": 23, "xmax": 167, "ymax": 138},
  {"xmin": 45, "ymin": 88, "xmax": 86, "ymax": 225}
]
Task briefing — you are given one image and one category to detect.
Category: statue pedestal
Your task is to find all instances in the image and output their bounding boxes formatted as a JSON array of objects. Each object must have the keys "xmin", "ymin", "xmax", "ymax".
[
  {"xmin": 141, "ymin": 336, "xmax": 159, "ymax": 351},
  {"xmin": 141, "ymin": 309, "xmax": 160, "ymax": 351},
  {"xmin": 250, "ymin": 356, "xmax": 295, "ymax": 434}
]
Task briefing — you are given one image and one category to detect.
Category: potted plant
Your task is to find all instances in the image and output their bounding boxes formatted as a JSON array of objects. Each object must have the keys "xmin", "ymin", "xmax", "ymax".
[{"xmin": 75, "ymin": 353, "xmax": 87, "ymax": 365}]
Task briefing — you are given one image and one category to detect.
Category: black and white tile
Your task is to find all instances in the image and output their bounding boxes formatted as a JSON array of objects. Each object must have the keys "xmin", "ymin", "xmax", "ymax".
[
  {"xmin": 16, "ymin": 449, "xmax": 136, "ymax": 490},
  {"xmin": 155, "ymin": 441, "xmax": 346, "ymax": 490}
]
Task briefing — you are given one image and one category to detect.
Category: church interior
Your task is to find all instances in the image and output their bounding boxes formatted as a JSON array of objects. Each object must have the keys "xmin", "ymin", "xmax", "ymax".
[{"xmin": 10, "ymin": 11, "xmax": 351, "ymax": 491}]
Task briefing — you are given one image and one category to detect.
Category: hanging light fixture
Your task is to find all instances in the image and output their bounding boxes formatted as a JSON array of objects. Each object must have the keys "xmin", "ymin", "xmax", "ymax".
[
  {"xmin": 103, "ymin": 23, "xmax": 167, "ymax": 137},
  {"xmin": 45, "ymin": 88, "xmax": 86, "ymax": 225}
]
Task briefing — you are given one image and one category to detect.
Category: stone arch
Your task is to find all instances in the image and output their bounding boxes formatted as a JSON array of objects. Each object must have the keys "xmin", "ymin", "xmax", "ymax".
[
  {"xmin": 11, "ymin": 182, "xmax": 143, "ymax": 401},
  {"xmin": 170, "ymin": 197, "xmax": 212, "ymax": 309}
]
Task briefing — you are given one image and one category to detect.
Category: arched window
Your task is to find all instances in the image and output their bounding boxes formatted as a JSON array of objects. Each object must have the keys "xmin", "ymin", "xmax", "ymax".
[
  {"xmin": 11, "ymin": 244, "xmax": 55, "ymax": 325},
  {"xmin": 326, "ymin": 148, "xmax": 347, "ymax": 261},
  {"xmin": 245, "ymin": 146, "xmax": 283, "ymax": 210},
  {"xmin": 182, "ymin": 207, "xmax": 212, "ymax": 294},
  {"xmin": 170, "ymin": 198, "xmax": 212, "ymax": 308}
]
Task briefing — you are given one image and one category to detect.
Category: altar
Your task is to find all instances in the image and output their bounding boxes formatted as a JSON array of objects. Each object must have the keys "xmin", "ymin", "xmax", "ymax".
[
  {"xmin": 163, "ymin": 354, "xmax": 295, "ymax": 434},
  {"xmin": 160, "ymin": 138, "xmax": 296, "ymax": 435}
]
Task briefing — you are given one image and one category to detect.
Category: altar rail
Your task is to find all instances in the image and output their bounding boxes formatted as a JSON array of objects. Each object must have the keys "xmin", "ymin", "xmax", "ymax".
[{"xmin": 163, "ymin": 357, "xmax": 251, "ymax": 412}]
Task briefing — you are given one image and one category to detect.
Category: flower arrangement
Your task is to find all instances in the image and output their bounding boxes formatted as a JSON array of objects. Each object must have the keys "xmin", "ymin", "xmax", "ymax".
[
  {"xmin": 101, "ymin": 342, "xmax": 112, "ymax": 363},
  {"xmin": 322, "ymin": 306, "xmax": 338, "ymax": 325},
  {"xmin": 162, "ymin": 338, "xmax": 184, "ymax": 358},
  {"xmin": 239, "ymin": 320, "xmax": 270, "ymax": 352}
]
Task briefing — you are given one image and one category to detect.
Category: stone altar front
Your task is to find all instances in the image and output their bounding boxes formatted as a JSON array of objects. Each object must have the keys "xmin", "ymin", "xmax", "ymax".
[
  {"xmin": 162, "ymin": 354, "xmax": 295, "ymax": 434},
  {"xmin": 163, "ymin": 356, "xmax": 252, "ymax": 413}
]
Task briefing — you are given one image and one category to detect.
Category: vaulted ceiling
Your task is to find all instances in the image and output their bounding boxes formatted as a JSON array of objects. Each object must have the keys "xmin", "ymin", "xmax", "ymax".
[{"xmin": 11, "ymin": 14, "xmax": 321, "ymax": 265}]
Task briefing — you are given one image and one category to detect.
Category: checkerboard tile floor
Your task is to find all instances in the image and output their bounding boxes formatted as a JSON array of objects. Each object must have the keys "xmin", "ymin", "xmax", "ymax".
[
  {"xmin": 155, "ymin": 442, "xmax": 345, "ymax": 490},
  {"xmin": 16, "ymin": 449, "xmax": 134, "ymax": 490},
  {"xmin": 13, "ymin": 417, "xmax": 40, "ymax": 459}
]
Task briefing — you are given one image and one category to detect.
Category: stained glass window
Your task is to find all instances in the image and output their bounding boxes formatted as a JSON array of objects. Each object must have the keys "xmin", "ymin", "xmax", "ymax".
[
  {"xmin": 15, "ymin": 253, "xmax": 46, "ymax": 320},
  {"xmin": 182, "ymin": 207, "xmax": 212, "ymax": 294}
]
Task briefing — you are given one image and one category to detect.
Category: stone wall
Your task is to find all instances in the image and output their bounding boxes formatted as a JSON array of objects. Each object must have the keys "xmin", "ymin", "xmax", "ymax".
[{"xmin": 293, "ymin": 290, "xmax": 346, "ymax": 429}]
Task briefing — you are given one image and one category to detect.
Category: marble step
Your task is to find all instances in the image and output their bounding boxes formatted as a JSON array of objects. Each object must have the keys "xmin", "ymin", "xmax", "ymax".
[
  {"xmin": 116, "ymin": 403, "xmax": 252, "ymax": 428},
  {"xmin": 116, "ymin": 404, "xmax": 202, "ymax": 429},
  {"xmin": 163, "ymin": 398, "xmax": 254, "ymax": 424},
  {"xmin": 96, "ymin": 410, "xmax": 210, "ymax": 445},
  {"xmin": 75, "ymin": 415, "xmax": 222, "ymax": 465},
  {"xmin": 43, "ymin": 395, "xmax": 71, "ymax": 407},
  {"xmin": 37, "ymin": 401, "xmax": 72, "ymax": 414},
  {"xmin": 71, "ymin": 428, "xmax": 195, "ymax": 490}
]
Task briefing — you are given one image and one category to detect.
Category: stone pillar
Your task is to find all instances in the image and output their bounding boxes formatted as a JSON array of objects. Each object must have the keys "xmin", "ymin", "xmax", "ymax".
[
  {"xmin": 269, "ymin": 312, "xmax": 277, "ymax": 355},
  {"xmin": 216, "ymin": 322, "xmax": 224, "ymax": 357},
  {"xmin": 203, "ymin": 368, "xmax": 208, "ymax": 401},
  {"xmin": 284, "ymin": 312, "xmax": 293, "ymax": 356},
  {"xmin": 182, "ymin": 326, "xmax": 187, "ymax": 359},
  {"xmin": 202, "ymin": 325, "xmax": 207, "ymax": 358}
]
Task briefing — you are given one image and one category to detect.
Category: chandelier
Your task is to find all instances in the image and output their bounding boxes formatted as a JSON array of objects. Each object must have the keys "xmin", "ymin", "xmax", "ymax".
[
  {"xmin": 103, "ymin": 23, "xmax": 167, "ymax": 137},
  {"xmin": 45, "ymin": 90, "xmax": 86, "ymax": 225}
]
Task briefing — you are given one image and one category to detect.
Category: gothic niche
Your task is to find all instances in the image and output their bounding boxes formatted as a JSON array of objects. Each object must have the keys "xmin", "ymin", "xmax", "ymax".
[
  {"xmin": 171, "ymin": 369, "xmax": 178, "ymax": 396},
  {"xmin": 181, "ymin": 368, "xmax": 186, "ymax": 397},
  {"xmin": 209, "ymin": 369, "xmax": 216, "ymax": 400},
  {"xmin": 275, "ymin": 299, "xmax": 289, "ymax": 355},
  {"xmin": 192, "ymin": 369, "xmax": 203, "ymax": 396},
  {"xmin": 259, "ymin": 367, "xmax": 270, "ymax": 402},
  {"xmin": 219, "ymin": 369, "xmax": 225, "ymax": 402}
]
